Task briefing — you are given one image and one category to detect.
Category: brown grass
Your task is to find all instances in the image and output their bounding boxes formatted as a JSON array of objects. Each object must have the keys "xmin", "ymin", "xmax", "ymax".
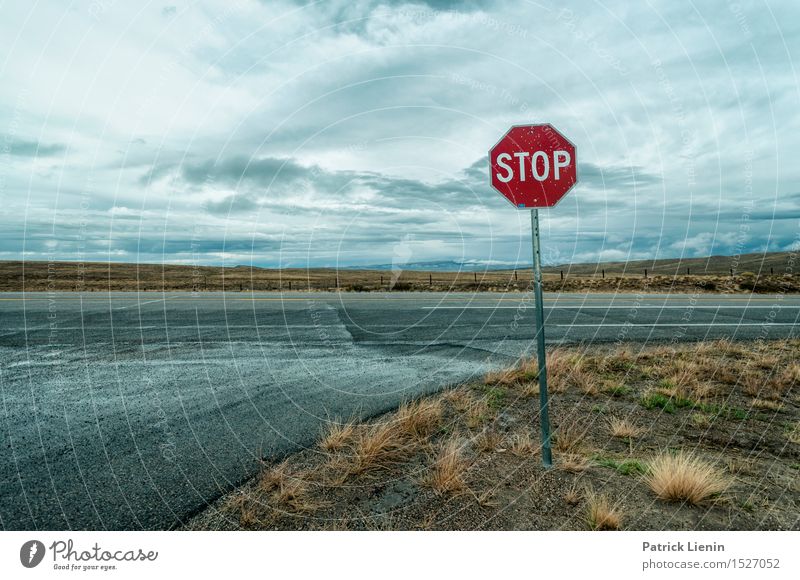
[
  {"xmin": 779, "ymin": 362, "xmax": 800, "ymax": 390},
  {"xmin": 519, "ymin": 381, "xmax": 539, "ymax": 398},
  {"xmin": 564, "ymin": 484, "xmax": 582, "ymax": 505},
  {"xmin": 570, "ymin": 367, "xmax": 600, "ymax": 395},
  {"xmin": 272, "ymin": 478, "xmax": 320, "ymax": 513},
  {"xmin": 608, "ymin": 417, "xmax": 643, "ymax": 439},
  {"xmin": 484, "ymin": 357, "xmax": 537, "ymax": 386},
  {"xmin": 231, "ymin": 493, "xmax": 260, "ymax": 527},
  {"xmin": 396, "ymin": 398, "xmax": 444, "ymax": 440},
  {"xmin": 585, "ymin": 489, "xmax": 622, "ymax": 530},
  {"xmin": 645, "ymin": 451, "xmax": 729, "ymax": 505},
  {"xmin": 756, "ymin": 355, "xmax": 781, "ymax": 370},
  {"xmin": 423, "ymin": 437, "xmax": 469, "ymax": 495},
  {"xmin": 788, "ymin": 422, "xmax": 800, "ymax": 444},
  {"xmin": 474, "ymin": 430, "xmax": 503, "ymax": 453},
  {"xmin": 509, "ymin": 431, "xmax": 536, "ymax": 456},
  {"xmin": 256, "ymin": 461, "xmax": 322, "ymax": 514},
  {"xmin": 547, "ymin": 350, "xmax": 580, "ymax": 393},
  {"xmin": 558, "ymin": 454, "xmax": 590, "ymax": 473},
  {"xmin": 442, "ymin": 388, "xmax": 474, "ymax": 412},
  {"xmin": 319, "ymin": 421, "xmax": 356, "ymax": 453},
  {"xmin": 660, "ymin": 364, "xmax": 715, "ymax": 400},
  {"xmin": 597, "ymin": 349, "xmax": 634, "ymax": 372},
  {"xmin": 750, "ymin": 398, "xmax": 783, "ymax": 411},
  {"xmin": 348, "ymin": 421, "xmax": 412, "ymax": 475},
  {"xmin": 465, "ymin": 397, "xmax": 492, "ymax": 429},
  {"xmin": 553, "ymin": 420, "xmax": 587, "ymax": 454},
  {"xmin": 258, "ymin": 460, "xmax": 292, "ymax": 493},
  {"xmin": 742, "ymin": 372, "xmax": 768, "ymax": 398},
  {"xmin": 690, "ymin": 413, "xmax": 711, "ymax": 428}
]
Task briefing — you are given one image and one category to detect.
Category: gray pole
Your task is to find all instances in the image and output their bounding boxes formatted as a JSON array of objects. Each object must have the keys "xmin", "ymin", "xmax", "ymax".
[{"xmin": 531, "ymin": 209, "xmax": 553, "ymax": 468}]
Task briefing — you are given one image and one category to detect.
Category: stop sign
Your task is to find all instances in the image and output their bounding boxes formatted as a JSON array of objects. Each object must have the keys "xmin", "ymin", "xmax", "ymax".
[{"xmin": 489, "ymin": 124, "xmax": 577, "ymax": 208}]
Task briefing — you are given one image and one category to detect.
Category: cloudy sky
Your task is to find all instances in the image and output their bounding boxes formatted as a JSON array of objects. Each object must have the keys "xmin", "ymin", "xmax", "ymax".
[{"xmin": 1, "ymin": 0, "xmax": 799, "ymax": 269}]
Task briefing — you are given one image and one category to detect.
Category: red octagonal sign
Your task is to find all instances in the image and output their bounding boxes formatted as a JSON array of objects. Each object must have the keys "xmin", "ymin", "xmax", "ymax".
[{"xmin": 489, "ymin": 124, "xmax": 577, "ymax": 209}]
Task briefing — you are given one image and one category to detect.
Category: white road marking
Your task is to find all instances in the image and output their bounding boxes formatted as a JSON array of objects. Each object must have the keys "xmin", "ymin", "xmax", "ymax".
[
  {"xmin": 422, "ymin": 305, "xmax": 797, "ymax": 310},
  {"xmin": 553, "ymin": 323, "xmax": 797, "ymax": 327}
]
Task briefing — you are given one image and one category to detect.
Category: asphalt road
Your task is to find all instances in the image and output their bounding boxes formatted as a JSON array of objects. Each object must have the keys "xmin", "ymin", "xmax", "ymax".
[{"xmin": 1, "ymin": 291, "xmax": 799, "ymax": 530}]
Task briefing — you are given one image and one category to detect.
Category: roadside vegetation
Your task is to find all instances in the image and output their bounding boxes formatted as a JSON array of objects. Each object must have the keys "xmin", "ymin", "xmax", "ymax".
[
  {"xmin": 185, "ymin": 339, "xmax": 800, "ymax": 531},
  {"xmin": 3, "ymin": 259, "xmax": 799, "ymax": 294}
]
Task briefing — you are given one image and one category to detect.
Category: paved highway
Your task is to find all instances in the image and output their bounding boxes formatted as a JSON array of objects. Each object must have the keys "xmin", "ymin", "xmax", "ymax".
[{"xmin": 1, "ymin": 291, "xmax": 798, "ymax": 530}]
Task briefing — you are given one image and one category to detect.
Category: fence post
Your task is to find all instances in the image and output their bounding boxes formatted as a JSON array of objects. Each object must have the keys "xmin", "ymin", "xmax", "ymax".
[
  {"xmin": 514, "ymin": 270, "xmax": 518, "ymax": 281},
  {"xmin": 560, "ymin": 270, "xmax": 564, "ymax": 280},
  {"xmin": 644, "ymin": 268, "xmax": 648, "ymax": 279},
  {"xmin": 474, "ymin": 272, "xmax": 477, "ymax": 283},
  {"xmin": 602, "ymin": 269, "xmax": 605, "ymax": 279},
  {"xmin": 381, "ymin": 275, "xmax": 383, "ymax": 286},
  {"xmin": 429, "ymin": 273, "xmax": 432, "ymax": 286}
]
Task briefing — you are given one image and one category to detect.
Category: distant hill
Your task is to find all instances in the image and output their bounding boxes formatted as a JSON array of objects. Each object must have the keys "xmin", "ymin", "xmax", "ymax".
[
  {"xmin": 341, "ymin": 260, "xmax": 520, "ymax": 272},
  {"xmin": 540, "ymin": 251, "xmax": 794, "ymax": 276},
  {"xmin": 347, "ymin": 252, "xmax": 794, "ymax": 275},
  {"xmin": 0, "ymin": 251, "xmax": 795, "ymax": 292}
]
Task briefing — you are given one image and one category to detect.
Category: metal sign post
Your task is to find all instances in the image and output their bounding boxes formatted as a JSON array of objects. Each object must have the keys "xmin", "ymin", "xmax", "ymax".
[
  {"xmin": 488, "ymin": 124, "xmax": 577, "ymax": 468},
  {"xmin": 530, "ymin": 209, "xmax": 552, "ymax": 468}
]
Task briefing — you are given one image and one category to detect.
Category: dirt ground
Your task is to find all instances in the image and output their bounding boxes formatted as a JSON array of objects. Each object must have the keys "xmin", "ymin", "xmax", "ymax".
[{"xmin": 184, "ymin": 339, "xmax": 800, "ymax": 531}]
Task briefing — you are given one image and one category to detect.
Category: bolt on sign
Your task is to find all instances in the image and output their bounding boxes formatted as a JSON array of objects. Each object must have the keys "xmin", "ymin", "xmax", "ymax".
[{"xmin": 488, "ymin": 124, "xmax": 578, "ymax": 467}]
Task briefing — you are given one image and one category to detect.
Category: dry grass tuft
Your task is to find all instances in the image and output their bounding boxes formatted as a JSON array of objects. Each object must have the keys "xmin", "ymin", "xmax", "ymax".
[
  {"xmin": 708, "ymin": 338, "xmax": 746, "ymax": 358},
  {"xmin": 547, "ymin": 349, "xmax": 582, "ymax": 393},
  {"xmin": 423, "ymin": 437, "xmax": 469, "ymax": 495},
  {"xmin": 596, "ymin": 349, "xmax": 635, "ymax": 374},
  {"xmin": 564, "ymin": 484, "xmax": 582, "ymax": 505},
  {"xmin": 319, "ymin": 420, "xmax": 356, "ymax": 453},
  {"xmin": 779, "ymin": 362, "xmax": 800, "ymax": 391},
  {"xmin": 509, "ymin": 431, "xmax": 536, "ymax": 456},
  {"xmin": 644, "ymin": 451, "xmax": 729, "ymax": 505},
  {"xmin": 750, "ymin": 398, "xmax": 783, "ymax": 411},
  {"xmin": 258, "ymin": 460, "xmax": 292, "ymax": 493},
  {"xmin": 648, "ymin": 344, "xmax": 677, "ymax": 359},
  {"xmin": 571, "ymin": 367, "xmax": 600, "ymax": 395},
  {"xmin": 519, "ymin": 381, "xmax": 539, "ymax": 398},
  {"xmin": 585, "ymin": 489, "xmax": 622, "ymax": 530},
  {"xmin": 396, "ymin": 398, "xmax": 444, "ymax": 440},
  {"xmin": 465, "ymin": 397, "xmax": 492, "ymax": 429},
  {"xmin": 662, "ymin": 364, "xmax": 714, "ymax": 400},
  {"xmin": 474, "ymin": 429, "xmax": 503, "ymax": 453},
  {"xmin": 474, "ymin": 489, "xmax": 498, "ymax": 508},
  {"xmin": 553, "ymin": 420, "xmax": 588, "ymax": 454},
  {"xmin": 257, "ymin": 462, "xmax": 323, "ymax": 514},
  {"xmin": 272, "ymin": 478, "xmax": 321, "ymax": 513},
  {"xmin": 349, "ymin": 421, "xmax": 412, "ymax": 475},
  {"xmin": 756, "ymin": 354, "xmax": 781, "ymax": 370},
  {"xmin": 231, "ymin": 493, "xmax": 260, "ymax": 528},
  {"xmin": 690, "ymin": 413, "xmax": 711, "ymax": 428},
  {"xmin": 742, "ymin": 371, "xmax": 768, "ymax": 398},
  {"xmin": 608, "ymin": 417, "xmax": 643, "ymax": 439},
  {"xmin": 788, "ymin": 422, "xmax": 800, "ymax": 445},
  {"xmin": 442, "ymin": 388, "xmax": 474, "ymax": 412},
  {"xmin": 484, "ymin": 357, "xmax": 538, "ymax": 386},
  {"xmin": 558, "ymin": 454, "xmax": 590, "ymax": 473}
]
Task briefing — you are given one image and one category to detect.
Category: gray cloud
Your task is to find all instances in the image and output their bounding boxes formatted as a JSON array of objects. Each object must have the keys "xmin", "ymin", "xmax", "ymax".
[
  {"xmin": 5, "ymin": 138, "xmax": 65, "ymax": 157},
  {"xmin": 1, "ymin": 0, "xmax": 798, "ymax": 268}
]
